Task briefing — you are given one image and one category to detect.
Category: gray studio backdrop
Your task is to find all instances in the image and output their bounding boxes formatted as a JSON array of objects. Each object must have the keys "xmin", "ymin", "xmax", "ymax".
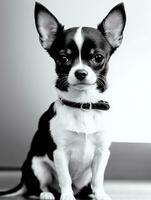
[
  {"xmin": 0, "ymin": 0, "xmax": 57, "ymax": 166},
  {"xmin": 0, "ymin": 0, "xmax": 151, "ymax": 179}
]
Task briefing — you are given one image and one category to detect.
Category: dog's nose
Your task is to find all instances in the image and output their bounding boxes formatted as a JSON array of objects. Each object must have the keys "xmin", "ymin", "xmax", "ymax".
[{"xmin": 75, "ymin": 69, "xmax": 88, "ymax": 81}]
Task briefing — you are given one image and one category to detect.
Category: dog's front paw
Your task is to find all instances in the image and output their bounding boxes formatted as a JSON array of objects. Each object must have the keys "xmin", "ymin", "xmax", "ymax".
[
  {"xmin": 40, "ymin": 192, "xmax": 55, "ymax": 200},
  {"xmin": 94, "ymin": 192, "xmax": 112, "ymax": 200},
  {"xmin": 60, "ymin": 192, "xmax": 76, "ymax": 200}
]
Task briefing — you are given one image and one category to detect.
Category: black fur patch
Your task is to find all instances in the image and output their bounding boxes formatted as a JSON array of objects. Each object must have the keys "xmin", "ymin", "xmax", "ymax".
[
  {"xmin": 81, "ymin": 27, "xmax": 112, "ymax": 92},
  {"xmin": 21, "ymin": 102, "xmax": 57, "ymax": 196},
  {"xmin": 48, "ymin": 28, "xmax": 79, "ymax": 91}
]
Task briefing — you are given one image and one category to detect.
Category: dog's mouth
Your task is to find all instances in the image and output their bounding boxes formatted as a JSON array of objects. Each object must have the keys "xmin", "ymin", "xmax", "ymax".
[
  {"xmin": 71, "ymin": 82, "xmax": 96, "ymax": 86},
  {"xmin": 70, "ymin": 82, "xmax": 96, "ymax": 90}
]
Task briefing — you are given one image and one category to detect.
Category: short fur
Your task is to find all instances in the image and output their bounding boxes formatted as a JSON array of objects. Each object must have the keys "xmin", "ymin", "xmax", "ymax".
[{"xmin": 0, "ymin": 2, "xmax": 126, "ymax": 200}]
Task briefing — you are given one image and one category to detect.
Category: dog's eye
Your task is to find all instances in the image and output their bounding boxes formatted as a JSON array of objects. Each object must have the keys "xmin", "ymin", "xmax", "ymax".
[
  {"xmin": 59, "ymin": 55, "xmax": 69, "ymax": 64},
  {"xmin": 93, "ymin": 54, "xmax": 104, "ymax": 64}
]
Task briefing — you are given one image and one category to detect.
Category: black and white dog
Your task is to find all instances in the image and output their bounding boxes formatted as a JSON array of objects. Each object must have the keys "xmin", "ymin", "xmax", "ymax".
[{"xmin": 0, "ymin": 2, "xmax": 126, "ymax": 200}]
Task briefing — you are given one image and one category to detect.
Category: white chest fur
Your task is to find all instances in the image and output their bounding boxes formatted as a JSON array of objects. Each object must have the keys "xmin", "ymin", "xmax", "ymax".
[
  {"xmin": 50, "ymin": 100, "xmax": 110, "ymax": 148},
  {"xmin": 50, "ymin": 100, "xmax": 111, "ymax": 183},
  {"xmin": 51, "ymin": 100, "xmax": 108, "ymax": 134}
]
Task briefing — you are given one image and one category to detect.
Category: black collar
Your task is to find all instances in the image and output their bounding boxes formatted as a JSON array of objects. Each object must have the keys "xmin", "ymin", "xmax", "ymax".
[{"xmin": 59, "ymin": 98, "xmax": 110, "ymax": 111}]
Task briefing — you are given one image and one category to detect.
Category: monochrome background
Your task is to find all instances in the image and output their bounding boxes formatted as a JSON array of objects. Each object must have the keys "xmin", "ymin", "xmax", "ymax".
[{"xmin": 0, "ymin": 0, "xmax": 151, "ymax": 178}]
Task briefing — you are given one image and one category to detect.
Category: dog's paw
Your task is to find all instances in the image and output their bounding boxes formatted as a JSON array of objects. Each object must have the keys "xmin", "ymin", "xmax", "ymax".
[
  {"xmin": 94, "ymin": 192, "xmax": 112, "ymax": 200},
  {"xmin": 60, "ymin": 193, "xmax": 76, "ymax": 200},
  {"xmin": 40, "ymin": 192, "xmax": 55, "ymax": 200}
]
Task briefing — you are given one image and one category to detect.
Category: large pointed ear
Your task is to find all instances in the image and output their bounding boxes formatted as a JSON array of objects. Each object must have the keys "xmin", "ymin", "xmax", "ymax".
[
  {"xmin": 98, "ymin": 3, "xmax": 126, "ymax": 49},
  {"xmin": 34, "ymin": 2, "xmax": 64, "ymax": 49}
]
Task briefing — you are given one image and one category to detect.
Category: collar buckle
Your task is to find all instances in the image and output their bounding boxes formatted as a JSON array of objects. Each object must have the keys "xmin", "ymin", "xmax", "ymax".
[{"xmin": 80, "ymin": 103, "xmax": 92, "ymax": 111}]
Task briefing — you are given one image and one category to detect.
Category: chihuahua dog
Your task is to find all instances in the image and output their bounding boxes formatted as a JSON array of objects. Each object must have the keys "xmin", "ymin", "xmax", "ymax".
[{"xmin": 0, "ymin": 2, "xmax": 126, "ymax": 200}]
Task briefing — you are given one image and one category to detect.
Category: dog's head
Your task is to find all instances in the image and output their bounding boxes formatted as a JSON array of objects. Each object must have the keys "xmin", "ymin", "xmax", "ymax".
[{"xmin": 34, "ymin": 2, "xmax": 126, "ymax": 101}]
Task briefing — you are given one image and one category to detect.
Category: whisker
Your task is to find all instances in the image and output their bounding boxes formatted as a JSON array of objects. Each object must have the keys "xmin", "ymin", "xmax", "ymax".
[
  {"xmin": 58, "ymin": 78, "xmax": 66, "ymax": 89},
  {"xmin": 97, "ymin": 77, "xmax": 106, "ymax": 88},
  {"xmin": 57, "ymin": 75, "xmax": 69, "ymax": 90},
  {"xmin": 97, "ymin": 74, "xmax": 106, "ymax": 82}
]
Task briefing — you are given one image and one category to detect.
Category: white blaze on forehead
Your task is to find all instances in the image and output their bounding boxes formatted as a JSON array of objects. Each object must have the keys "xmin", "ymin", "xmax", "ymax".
[
  {"xmin": 74, "ymin": 27, "xmax": 83, "ymax": 56},
  {"xmin": 68, "ymin": 27, "xmax": 97, "ymax": 88}
]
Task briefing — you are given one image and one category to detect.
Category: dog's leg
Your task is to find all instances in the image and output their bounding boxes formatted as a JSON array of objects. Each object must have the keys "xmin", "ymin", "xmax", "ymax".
[
  {"xmin": 53, "ymin": 150, "xmax": 75, "ymax": 200},
  {"xmin": 91, "ymin": 148, "xmax": 111, "ymax": 200},
  {"xmin": 32, "ymin": 156, "xmax": 56, "ymax": 200}
]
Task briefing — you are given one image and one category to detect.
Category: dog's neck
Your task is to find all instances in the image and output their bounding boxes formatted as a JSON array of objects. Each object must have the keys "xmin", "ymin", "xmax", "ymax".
[{"xmin": 56, "ymin": 85, "xmax": 103, "ymax": 103}]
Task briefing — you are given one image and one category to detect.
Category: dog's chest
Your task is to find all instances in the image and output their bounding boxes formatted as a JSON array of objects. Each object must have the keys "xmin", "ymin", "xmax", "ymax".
[
  {"xmin": 67, "ymin": 132, "xmax": 95, "ymax": 178},
  {"xmin": 51, "ymin": 101, "xmax": 106, "ymax": 135},
  {"xmin": 50, "ymin": 101, "xmax": 110, "ymax": 179}
]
